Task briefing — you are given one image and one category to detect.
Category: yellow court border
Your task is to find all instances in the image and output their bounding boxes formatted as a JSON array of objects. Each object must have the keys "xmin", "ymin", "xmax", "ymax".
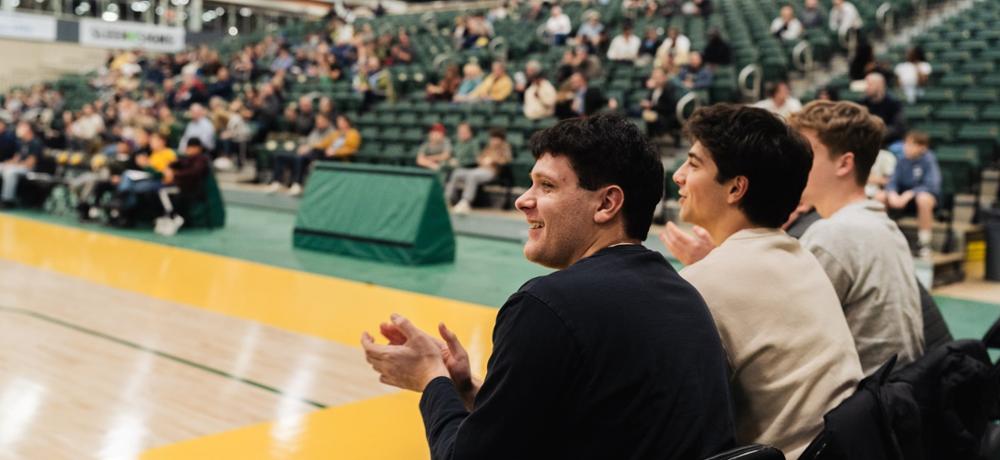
[{"xmin": 0, "ymin": 213, "xmax": 497, "ymax": 459}]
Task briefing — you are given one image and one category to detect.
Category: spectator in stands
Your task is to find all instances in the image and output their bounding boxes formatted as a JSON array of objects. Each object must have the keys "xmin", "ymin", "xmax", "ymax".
[
  {"xmin": 702, "ymin": 28, "xmax": 732, "ymax": 67},
  {"xmin": 207, "ymin": 67, "xmax": 235, "ymax": 101},
  {"xmin": 607, "ymin": 21, "xmax": 642, "ymax": 63},
  {"xmin": 453, "ymin": 63, "xmax": 484, "ymax": 102},
  {"xmin": 520, "ymin": 61, "xmax": 557, "ymax": 120},
  {"xmin": 662, "ymin": 104, "xmax": 862, "ymax": 458},
  {"xmin": 655, "ymin": 27, "xmax": 691, "ymax": 69},
  {"xmin": 415, "ymin": 123, "xmax": 453, "ymax": 171},
  {"xmin": 173, "ymin": 72, "xmax": 209, "ymax": 110},
  {"xmin": 216, "ymin": 99, "xmax": 253, "ymax": 171},
  {"xmin": 270, "ymin": 46, "xmax": 295, "ymax": 74},
  {"xmin": 674, "ymin": 52, "xmax": 713, "ymax": 90},
  {"xmin": 640, "ymin": 68, "xmax": 679, "ymax": 139},
  {"xmin": 816, "ymin": 85, "xmax": 840, "ymax": 101},
  {"xmin": 390, "ymin": 30, "xmax": 415, "ymax": 65},
  {"xmin": 446, "ymin": 128, "xmax": 512, "ymax": 214},
  {"xmin": 323, "ymin": 114, "xmax": 361, "ymax": 161},
  {"xmin": 465, "ymin": 61, "xmax": 514, "ymax": 103},
  {"xmin": 638, "ymin": 27, "xmax": 662, "ymax": 62},
  {"xmin": 69, "ymin": 103, "xmax": 106, "ymax": 153},
  {"xmin": 114, "ymin": 131, "xmax": 176, "ymax": 217},
  {"xmin": 364, "ymin": 114, "xmax": 735, "ymax": 459},
  {"xmin": 894, "ymin": 47, "xmax": 931, "ymax": 104},
  {"xmin": 545, "ymin": 5, "xmax": 573, "ymax": 46},
  {"xmin": 425, "ymin": 64, "xmax": 462, "ymax": 102},
  {"xmin": 0, "ymin": 122, "xmax": 42, "ymax": 207},
  {"xmin": 487, "ymin": 1, "xmax": 509, "ymax": 23},
  {"xmin": 575, "ymin": 10, "xmax": 604, "ymax": 52},
  {"xmin": 449, "ymin": 122, "xmax": 479, "ymax": 170},
  {"xmin": 0, "ymin": 120, "xmax": 17, "ymax": 161},
  {"xmin": 861, "ymin": 72, "xmax": 906, "ymax": 144},
  {"xmin": 800, "ymin": 0, "xmax": 825, "ymax": 29},
  {"xmin": 829, "ymin": 0, "xmax": 862, "ymax": 37},
  {"xmin": 178, "ymin": 103, "xmax": 216, "ymax": 154},
  {"xmin": 771, "ymin": 5, "xmax": 804, "ymax": 42},
  {"xmin": 880, "ymin": 131, "xmax": 941, "ymax": 258},
  {"xmin": 317, "ymin": 96, "xmax": 337, "ymax": 121},
  {"xmin": 157, "ymin": 137, "xmax": 212, "ymax": 235},
  {"xmin": 791, "ymin": 102, "xmax": 924, "ymax": 371},
  {"xmin": 753, "ymin": 81, "xmax": 803, "ymax": 118},
  {"xmin": 294, "ymin": 96, "xmax": 316, "ymax": 136},
  {"xmin": 684, "ymin": 0, "xmax": 713, "ymax": 17},
  {"xmin": 866, "ymin": 148, "xmax": 897, "ymax": 198},
  {"xmin": 269, "ymin": 113, "xmax": 335, "ymax": 195},
  {"xmin": 354, "ymin": 56, "xmax": 394, "ymax": 111},
  {"xmin": 556, "ymin": 46, "xmax": 603, "ymax": 84},
  {"xmin": 555, "ymin": 71, "xmax": 617, "ymax": 119}
]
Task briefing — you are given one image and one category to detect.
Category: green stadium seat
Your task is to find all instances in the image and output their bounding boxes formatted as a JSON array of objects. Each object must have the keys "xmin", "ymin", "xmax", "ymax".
[
  {"xmin": 959, "ymin": 88, "xmax": 999, "ymax": 104},
  {"xmin": 955, "ymin": 123, "xmax": 999, "ymax": 165},
  {"xmin": 937, "ymin": 74, "xmax": 975, "ymax": 88},
  {"xmin": 933, "ymin": 104, "xmax": 978, "ymax": 122},
  {"xmin": 980, "ymin": 105, "xmax": 1000, "ymax": 122},
  {"xmin": 904, "ymin": 104, "xmax": 934, "ymax": 123},
  {"xmin": 918, "ymin": 88, "xmax": 956, "ymax": 106},
  {"xmin": 935, "ymin": 145, "xmax": 981, "ymax": 194}
]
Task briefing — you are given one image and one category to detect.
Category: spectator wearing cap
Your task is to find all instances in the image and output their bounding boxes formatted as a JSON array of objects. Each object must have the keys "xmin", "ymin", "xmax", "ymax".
[
  {"xmin": 445, "ymin": 128, "xmax": 512, "ymax": 215},
  {"xmin": 607, "ymin": 21, "xmax": 642, "ymax": 63},
  {"xmin": 415, "ymin": 123, "xmax": 454, "ymax": 171}
]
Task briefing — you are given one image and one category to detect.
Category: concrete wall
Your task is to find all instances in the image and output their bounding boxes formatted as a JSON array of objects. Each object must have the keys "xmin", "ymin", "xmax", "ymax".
[{"xmin": 0, "ymin": 39, "xmax": 107, "ymax": 91}]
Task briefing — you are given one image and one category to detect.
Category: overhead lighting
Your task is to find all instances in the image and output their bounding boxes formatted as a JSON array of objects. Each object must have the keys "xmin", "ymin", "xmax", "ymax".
[
  {"xmin": 215, "ymin": 7, "xmax": 225, "ymax": 15},
  {"xmin": 101, "ymin": 10, "xmax": 119, "ymax": 21},
  {"xmin": 239, "ymin": 7, "xmax": 252, "ymax": 17},
  {"xmin": 228, "ymin": 26, "xmax": 239, "ymax": 36},
  {"xmin": 131, "ymin": 1, "xmax": 150, "ymax": 13},
  {"xmin": 202, "ymin": 11, "xmax": 216, "ymax": 22},
  {"xmin": 170, "ymin": 0, "xmax": 189, "ymax": 6},
  {"xmin": 74, "ymin": 2, "xmax": 90, "ymax": 15},
  {"xmin": 8, "ymin": 0, "xmax": 19, "ymax": 7}
]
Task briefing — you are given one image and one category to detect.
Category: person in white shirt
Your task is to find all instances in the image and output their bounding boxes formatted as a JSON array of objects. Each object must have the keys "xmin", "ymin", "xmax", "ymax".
[
  {"xmin": 520, "ymin": 61, "xmax": 557, "ymax": 120},
  {"xmin": 545, "ymin": 5, "xmax": 572, "ymax": 45},
  {"xmin": 771, "ymin": 5, "xmax": 804, "ymax": 42},
  {"xmin": 575, "ymin": 10, "xmax": 604, "ymax": 50},
  {"xmin": 829, "ymin": 0, "xmax": 861, "ymax": 36},
  {"xmin": 654, "ymin": 27, "xmax": 691, "ymax": 68},
  {"xmin": 606, "ymin": 21, "xmax": 642, "ymax": 62},
  {"xmin": 894, "ymin": 47, "xmax": 932, "ymax": 104},
  {"xmin": 753, "ymin": 81, "xmax": 803, "ymax": 119}
]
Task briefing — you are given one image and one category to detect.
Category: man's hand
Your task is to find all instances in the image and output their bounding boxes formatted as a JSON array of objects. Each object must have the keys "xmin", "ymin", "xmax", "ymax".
[
  {"xmin": 659, "ymin": 222, "xmax": 715, "ymax": 265},
  {"xmin": 379, "ymin": 320, "xmax": 481, "ymax": 410},
  {"xmin": 162, "ymin": 169, "xmax": 175, "ymax": 185},
  {"xmin": 362, "ymin": 314, "xmax": 450, "ymax": 392}
]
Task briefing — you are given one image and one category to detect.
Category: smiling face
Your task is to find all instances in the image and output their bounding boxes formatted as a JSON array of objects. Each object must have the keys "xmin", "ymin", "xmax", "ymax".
[
  {"xmin": 673, "ymin": 142, "xmax": 733, "ymax": 228},
  {"xmin": 515, "ymin": 153, "xmax": 602, "ymax": 269}
]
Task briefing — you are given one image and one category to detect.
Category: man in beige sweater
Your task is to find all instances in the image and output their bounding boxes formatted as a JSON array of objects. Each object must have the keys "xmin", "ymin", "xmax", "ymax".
[{"xmin": 668, "ymin": 104, "xmax": 863, "ymax": 458}]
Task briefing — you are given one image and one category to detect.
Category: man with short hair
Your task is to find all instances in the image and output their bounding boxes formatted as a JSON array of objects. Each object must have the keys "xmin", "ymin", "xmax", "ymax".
[
  {"xmin": 666, "ymin": 104, "xmax": 863, "ymax": 458},
  {"xmin": 362, "ymin": 114, "xmax": 735, "ymax": 459},
  {"xmin": 1, "ymin": 122, "xmax": 42, "ymax": 206},
  {"xmin": 467, "ymin": 61, "xmax": 514, "ymax": 102},
  {"xmin": 790, "ymin": 101, "xmax": 924, "ymax": 373},
  {"xmin": 879, "ymin": 130, "xmax": 941, "ymax": 257},
  {"xmin": 178, "ymin": 103, "xmax": 216, "ymax": 153},
  {"xmin": 607, "ymin": 21, "xmax": 642, "ymax": 62},
  {"xmin": 862, "ymin": 72, "xmax": 905, "ymax": 144},
  {"xmin": 771, "ymin": 5, "xmax": 804, "ymax": 41}
]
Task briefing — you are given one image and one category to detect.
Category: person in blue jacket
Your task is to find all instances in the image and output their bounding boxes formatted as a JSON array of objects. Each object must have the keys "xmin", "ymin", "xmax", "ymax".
[{"xmin": 879, "ymin": 130, "xmax": 941, "ymax": 257}]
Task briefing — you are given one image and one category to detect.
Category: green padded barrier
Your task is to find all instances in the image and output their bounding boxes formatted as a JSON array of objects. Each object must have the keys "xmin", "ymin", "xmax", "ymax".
[{"xmin": 293, "ymin": 162, "xmax": 456, "ymax": 265}]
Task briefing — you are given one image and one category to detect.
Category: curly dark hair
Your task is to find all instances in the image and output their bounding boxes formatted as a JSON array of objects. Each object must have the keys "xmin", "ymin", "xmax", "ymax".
[
  {"xmin": 529, "ymin": 113, "xmax": 664, "ymax": 240},
  {"xmin": 684, "ymin": 104, "xmax": 813, "ymax": 228}
]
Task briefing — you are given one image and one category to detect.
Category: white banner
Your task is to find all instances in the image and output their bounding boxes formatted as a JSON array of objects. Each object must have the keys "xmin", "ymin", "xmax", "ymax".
[
  {"xmin": 79, "ymin": 19, "xmax": 185, "ymax": 53},
  {"xmin": 0, "ymin": 12, "xmax": 57, "ymax": 42}
]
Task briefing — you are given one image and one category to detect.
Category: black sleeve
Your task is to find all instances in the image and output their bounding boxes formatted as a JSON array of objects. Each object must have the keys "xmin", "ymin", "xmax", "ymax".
[{"xmin": 418, "ymin": 293, "xmax": 579, "ymax": 460}]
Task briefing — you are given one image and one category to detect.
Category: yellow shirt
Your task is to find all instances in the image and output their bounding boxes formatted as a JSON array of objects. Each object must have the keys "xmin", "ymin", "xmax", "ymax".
[{"xmin": 149, "ymin": 148, "xmax": 178, "ymax": 173}]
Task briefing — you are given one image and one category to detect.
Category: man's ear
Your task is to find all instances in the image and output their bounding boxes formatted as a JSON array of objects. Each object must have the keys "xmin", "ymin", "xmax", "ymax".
[
  {"xmin": 725, "ymin": 176, "xmax": 749, "ymax": 205},
  {"xmin": 835, "ymin": 151, "xmax": 856, "ymax": 179},
  {"xmin": 594, "ymin": 185, "xmax": 625, "ymax": 225}
]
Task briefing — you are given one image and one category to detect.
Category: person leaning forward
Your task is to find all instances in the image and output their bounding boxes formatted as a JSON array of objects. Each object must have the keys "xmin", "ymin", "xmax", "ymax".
[{"xmin": 362, "ymin": 113, "xmax": 736, "ymax": 459}]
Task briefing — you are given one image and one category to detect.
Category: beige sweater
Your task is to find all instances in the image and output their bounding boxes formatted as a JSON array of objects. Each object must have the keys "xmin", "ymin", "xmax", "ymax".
[{"xmin": 681, "ymin": 228, "xmax": 863, "ymax": 459}]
